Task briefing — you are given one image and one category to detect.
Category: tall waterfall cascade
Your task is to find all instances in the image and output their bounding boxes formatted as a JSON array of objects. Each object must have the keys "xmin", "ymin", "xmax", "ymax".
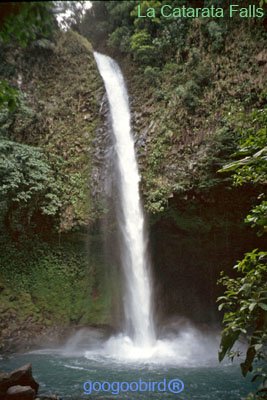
[
  {"xmin": 89, "ymin": 52, "xmax": 217, "ymax": 363},
  {"xmin": 94, "ymin": 52, "xmax": 155, "ymax": 348}
]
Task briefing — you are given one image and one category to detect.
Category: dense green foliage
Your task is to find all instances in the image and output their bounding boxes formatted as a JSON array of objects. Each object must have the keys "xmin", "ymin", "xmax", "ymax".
[
  {"xmin": 246, "ymin": 201, "xmax": 267, "ymax": 236},
  {"xmin": 83, "ymin": 0, "xmax": 251, "ymax": 65},
  {"xmin": 220, "ymin": 108, "xmax": 267, "ymax": 235},
  {"xmin": 83, "ymin": 1, "xmax": 266, "ymax": 215},
  {"xmin": 218, "ymin": 108, "xmax": 267, "ymax": 398},
  {"xmin": 220, "ymin": 109, "xmax": 267, "ymax": 187},
  {"xmin": 0, "ymin": 2, "xmax": 60, "ymax": 239},
  {"xmin": 0, "ymin": 235, "xmax": 111, "ymax": 351},
  {"xmin": 0, "ymin": 2, "xmax": 108, "ymax": 350},
  {"xmin": 0, "ymin": 2, "xmax": 55, "ymax": 47},
  {"xmin": 218, "ymin": 251, "xmax": 267, "ymax": 364},
  {"xmin": 0, "ymin": 140, "xmax": 62, "ymax": 239},
  {"xmin": 0, "ymin": 4, "xmax": 102, "ymax": 231},
  {"xmin": 0, "ymin": 80, "xmax": 20, "ymax": 113}
]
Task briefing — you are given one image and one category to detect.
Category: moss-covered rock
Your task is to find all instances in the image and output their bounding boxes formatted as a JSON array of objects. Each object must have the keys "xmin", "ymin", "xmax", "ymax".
[
  {"xmin": 121, "ymin": 21, "xmax": 267, "ymax": 213},
  {"xmin": 0, "ymin": 30, "xmax": 116, "ymax": 352},
  {"xmin": 1, "ymin": 30, "xmax": 104, "ymax": 231},
  {"xmin": 0, "ymin": 234, "xmax": 113, "ymax": 353}
]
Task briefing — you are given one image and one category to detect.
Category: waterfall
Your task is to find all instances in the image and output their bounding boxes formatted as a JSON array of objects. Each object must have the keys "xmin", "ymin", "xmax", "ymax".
[{"xmin": 94, "ymin": 52, "xmax": 155, "ymax": 348}]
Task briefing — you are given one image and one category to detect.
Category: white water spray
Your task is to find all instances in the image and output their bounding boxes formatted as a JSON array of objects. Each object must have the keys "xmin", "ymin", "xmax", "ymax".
[{"xmin": 94, "ymin": 52, "xmax": 155, "ymax": 348}]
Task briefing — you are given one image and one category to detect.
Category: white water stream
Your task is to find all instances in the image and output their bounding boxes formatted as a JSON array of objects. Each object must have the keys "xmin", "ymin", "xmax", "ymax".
[{"xmin": 94, "ymin": 52, "xmax": 155, "ymax": 349}]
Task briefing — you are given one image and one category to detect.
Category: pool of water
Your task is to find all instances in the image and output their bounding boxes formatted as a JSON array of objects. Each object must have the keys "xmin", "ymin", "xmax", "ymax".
[{"xmin": 0, "ymin": 350, "xmax": 256, "ymax": 400}]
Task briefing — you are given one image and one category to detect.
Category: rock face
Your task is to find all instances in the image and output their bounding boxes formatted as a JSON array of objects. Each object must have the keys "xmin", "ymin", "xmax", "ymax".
[
  {"xmin": 90, "ymin": 94, "xmax": 115, "ymax": 202},
  {"xmin": 1, "ymin": 30, "xmax": 104, "ymax": 233},
  {"xmin": 0, "ymin": 364, "xmax": 38, "ymax": 399}
]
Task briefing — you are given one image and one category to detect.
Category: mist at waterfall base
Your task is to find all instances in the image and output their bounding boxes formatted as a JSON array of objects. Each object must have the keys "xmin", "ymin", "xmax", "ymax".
[{"xmin": 0, "ymin": 325, "xmax": 256, "ymax": 399}]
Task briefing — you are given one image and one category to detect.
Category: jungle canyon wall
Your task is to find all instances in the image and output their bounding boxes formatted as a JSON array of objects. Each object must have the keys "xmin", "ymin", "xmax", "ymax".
[
  {"xmin": 0, "ymin": 30, "xmax": 114, "ymax": 352},
  {"xmin": 106, "ymin": 17, "xmax": 267, "ymax": 325},
  {"xmin": 0, "ymin": 15, "xmax": 266, "ymax": 352}
]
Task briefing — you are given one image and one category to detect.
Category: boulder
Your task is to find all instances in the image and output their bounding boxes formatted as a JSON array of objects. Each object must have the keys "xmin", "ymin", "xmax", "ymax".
[
  {"xmin": 0, "ymin": 364, "xmax": 38, "ymax": 398},
  {"xmin": 5, "ymin": 385, "xmax": 35, "ymax": 400},
  {"xmin": 9, "ymin": 364, "xmax": 38, "ymax": 392}
]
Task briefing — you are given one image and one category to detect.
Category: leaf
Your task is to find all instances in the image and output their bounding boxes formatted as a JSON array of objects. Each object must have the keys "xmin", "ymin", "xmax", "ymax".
[
  {"xmin": 238, "ymin": 283, "xmax": 251, "ymax": 293},
  {"xmin": 218, "ymin": 156, "xmax": 252, "ymax": 173},
  {"xmin": 252, "ymin": 373, "xmax": 263, "ymax": 382},
  {"xmin": 258, "ymin": 303, "xmax": 267, "ymax": 311},
  {"xmin": 254, "ymin": 344, "xmax": 263, "ymax": 351},
  {"xmin": 249, "ymin": 302, "xmax": 257, "ymax": 312},
  {"xmin": 219, "ymin": 330, "xmax": 240, "ymax": 362}
]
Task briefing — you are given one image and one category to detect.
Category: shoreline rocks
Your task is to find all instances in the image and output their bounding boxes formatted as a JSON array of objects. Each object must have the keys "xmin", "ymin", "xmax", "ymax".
[
  {"xmin": 0, "ymin": 364, "xmax": 60, "ymax": 400},
  {"xmin": 0, "ymin": 324, "xmax": 114, "ymax": 356}
]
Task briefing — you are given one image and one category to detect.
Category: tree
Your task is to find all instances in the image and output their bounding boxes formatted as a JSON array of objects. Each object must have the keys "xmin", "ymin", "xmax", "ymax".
[
  {"xmin": 0, "ymin": 140, "xmax": 62, "ymax": 240},
  {"xmin": 217, "ymin": 107, "xmax": 267, "ymax": 399},
  {"xmin": 0, "ymin": 2, "xmax": 62, "ymax": 239},
  {"xmin": 218, "ymin": 251, "xmax": 267, "ymax": 395},
  {"xmin": 0, "ymin": 2, "xmax": 56, "ymax": 47}
]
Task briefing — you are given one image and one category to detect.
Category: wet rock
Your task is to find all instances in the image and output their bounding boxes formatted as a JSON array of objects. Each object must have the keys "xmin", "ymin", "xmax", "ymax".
[
  {"xmin": 0, "ymin": 364, "xmax": 38, "ymax": 397},
  {"xmin": 5, "ymin": 385, "xmax": 35, "ymax": 400},
  {"xmin": 0, "ymin": 364, "xmax": 61, "ymax": 400},
  {"xmin": 9, "ymin": 364, "xmax": 38, "ymax": 394},
  {"xmin": 90, "ymin": 94, "xmax": 114, "ymax": 200}
]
